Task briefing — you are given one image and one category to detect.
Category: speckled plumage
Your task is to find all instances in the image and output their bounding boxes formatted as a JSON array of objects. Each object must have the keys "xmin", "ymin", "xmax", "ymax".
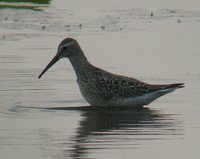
[{"xmin": 38, "ymin": 38, "xmax": 184, "ymax": 107}]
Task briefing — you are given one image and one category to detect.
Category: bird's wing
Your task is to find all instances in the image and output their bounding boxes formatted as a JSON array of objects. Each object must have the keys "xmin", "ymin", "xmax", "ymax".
[
  {"xmin": 94, "ymin": 74, "xmax": 146, "ymax": 100},
  {"xmin": 95, "ymin": 74, "xmax": 184, "ymax": 100},
  {"xmin": 122, "ymin": 77, "xmax": 184, "ymax": 96},
  {"xmin": 123, "ymin": 78, "xmax": 184, "ymax": 96}
]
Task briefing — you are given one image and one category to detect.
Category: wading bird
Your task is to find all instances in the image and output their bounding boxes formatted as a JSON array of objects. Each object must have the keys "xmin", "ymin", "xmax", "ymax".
[{"xmin": 38, "ymin": 38, "xmax": 184, "ymax": 107}]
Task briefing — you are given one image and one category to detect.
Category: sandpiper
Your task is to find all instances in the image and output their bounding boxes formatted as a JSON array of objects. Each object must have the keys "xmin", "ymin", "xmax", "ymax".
[{"xmin": 38, "ymin": 38, "xmax": 184, "ymax": 107}]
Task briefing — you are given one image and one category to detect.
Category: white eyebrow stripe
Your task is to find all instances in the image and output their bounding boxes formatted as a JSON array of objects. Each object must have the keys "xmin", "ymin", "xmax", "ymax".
[{"xmin": 63, "ymin": 41, "xmax": 74, "ymax": 48}]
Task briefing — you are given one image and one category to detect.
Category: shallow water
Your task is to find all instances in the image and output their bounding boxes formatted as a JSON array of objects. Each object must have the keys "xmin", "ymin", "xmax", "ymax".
[{"xmin": 0, "ymin": 0, "xmax": 200, "ymax": 159}]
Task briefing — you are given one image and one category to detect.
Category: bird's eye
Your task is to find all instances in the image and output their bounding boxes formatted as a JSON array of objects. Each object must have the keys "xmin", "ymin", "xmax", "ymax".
[{"xmin": 62, "ymin": 46, "xmax": 68, "ymax": 51}]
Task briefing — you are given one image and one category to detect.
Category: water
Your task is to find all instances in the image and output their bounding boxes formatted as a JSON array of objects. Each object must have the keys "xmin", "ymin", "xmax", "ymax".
[{"xmin": 0, "ymin": 0, "xmax": 200, "ymax": 158}]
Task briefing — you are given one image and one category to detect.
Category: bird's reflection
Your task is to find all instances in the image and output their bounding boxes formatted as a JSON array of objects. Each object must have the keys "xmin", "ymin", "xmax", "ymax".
[
  {"xmin": 77, "ymin": 107, "xmax": 163, "ymax": 136},
  {"xmin": 53, "ymin": 106, "xmax": 181, "ymax": 159}
]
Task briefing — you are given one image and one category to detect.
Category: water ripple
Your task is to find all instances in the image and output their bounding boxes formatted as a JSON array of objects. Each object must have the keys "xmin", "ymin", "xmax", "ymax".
[{"xmin": 38, "ymin": 106, "xmax": 183, "ymax": 159}]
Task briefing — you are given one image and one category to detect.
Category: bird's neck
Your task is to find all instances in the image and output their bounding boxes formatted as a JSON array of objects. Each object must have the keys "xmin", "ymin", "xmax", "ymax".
[{"xmin": 68, "ymin": 52, "xmax": 94, "ymax": 79}]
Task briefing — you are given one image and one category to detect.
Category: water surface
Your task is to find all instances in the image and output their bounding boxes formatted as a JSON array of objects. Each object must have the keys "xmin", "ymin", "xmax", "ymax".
[{"xmin": 0, "ymin": 0, "xmax": 200, "ymax": 159}]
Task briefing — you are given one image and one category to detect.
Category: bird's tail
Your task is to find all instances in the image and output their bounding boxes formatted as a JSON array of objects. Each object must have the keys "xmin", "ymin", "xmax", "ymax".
[
  {"xmin": 163, "ymin": 83, "xmax": 185, "ymax": 89},
  {"xmin": 149, "ymin": 83, "xmax": 185, "ymax": 93}
]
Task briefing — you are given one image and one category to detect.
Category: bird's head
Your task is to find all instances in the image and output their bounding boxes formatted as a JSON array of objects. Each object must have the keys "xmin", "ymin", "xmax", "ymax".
[
  {"xmin": 57, "ymin": 38, "xmax": 82, "ymax": 58},
  {"xmin": 38, "ymin": 38, "xmax": 82, "ymax": 79}
]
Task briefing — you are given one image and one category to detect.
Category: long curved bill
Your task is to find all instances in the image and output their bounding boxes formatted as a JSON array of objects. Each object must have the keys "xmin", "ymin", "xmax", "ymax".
[{"xmin": 38, "ymin": 55, "xmax": 59, "ymax": 79}]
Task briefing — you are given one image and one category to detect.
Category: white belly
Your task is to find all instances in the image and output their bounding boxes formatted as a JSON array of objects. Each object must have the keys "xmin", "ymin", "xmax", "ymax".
[{"xmin": 109, "ymin": 88, "xmax": 176, "ymax": 107}]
